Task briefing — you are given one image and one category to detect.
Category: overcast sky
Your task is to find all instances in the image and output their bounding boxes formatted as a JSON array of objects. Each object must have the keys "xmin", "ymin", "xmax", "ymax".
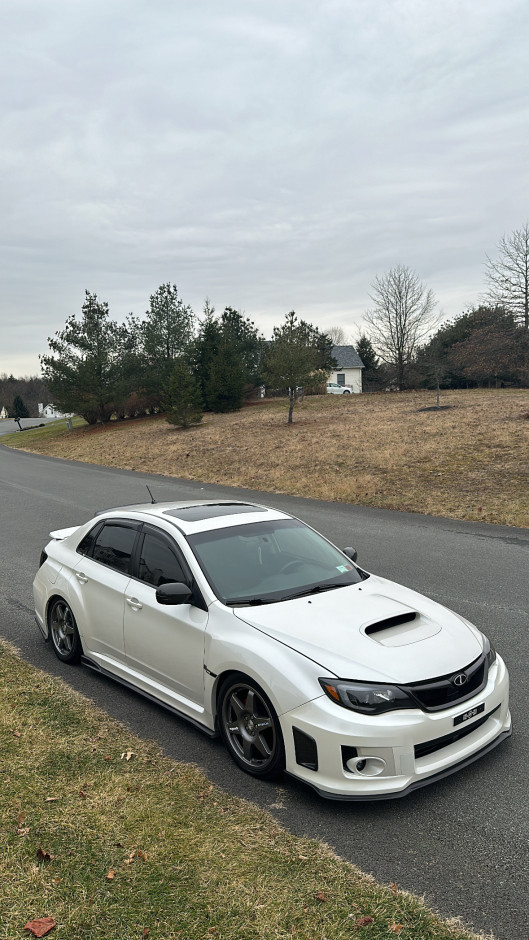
[{"xmin": 1, "ymin": 0, "xmax": 528, "ymax": 376}]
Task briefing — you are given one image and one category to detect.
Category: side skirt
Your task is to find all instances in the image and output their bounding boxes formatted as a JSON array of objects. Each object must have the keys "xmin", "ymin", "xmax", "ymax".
[{"xmin": 80, "ymin": 655, "xmax": 218, "ymax": 739}]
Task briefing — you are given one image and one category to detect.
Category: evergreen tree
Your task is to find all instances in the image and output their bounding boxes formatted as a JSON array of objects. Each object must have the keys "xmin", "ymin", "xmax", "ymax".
[
  {"xmin": 164, "ymin": 358, "xmax": 203, "ymax": 429},
  {"xmin": 40, "ymin": 291, "xmax": 127, "ymax": 424},
  {"xmin": 12, "ymin": 395, "xmax": 29, "ymax": 419},
  {"xmin": 264, "ymin": 311, "xmax": 335, "ymax": 423},
  {"xmin": 355, "ymin": 334, "xmax": 380, "ymax": 390},
  {"xmin": 141, "ymin": 284, "xmax": 196, "ymax": 407},
  {"xmin": 205, "ymin": 341, "xmax": 246, "ymax": 412}
]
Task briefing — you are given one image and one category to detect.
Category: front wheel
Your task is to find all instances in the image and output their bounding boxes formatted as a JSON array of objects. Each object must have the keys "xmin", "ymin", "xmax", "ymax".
[
  {"xmin": 218, "ymin": 674, "xmax": 285, "ymax": 780},
  {"xmin": 48, "ymin": 598, "xmax": 82, "ymax": 663}
]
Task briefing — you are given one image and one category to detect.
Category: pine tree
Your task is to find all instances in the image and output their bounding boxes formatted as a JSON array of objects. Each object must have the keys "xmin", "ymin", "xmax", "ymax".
[{"xmin": 164, "ymin": 359, "xmax": 203, "ymax": 429}]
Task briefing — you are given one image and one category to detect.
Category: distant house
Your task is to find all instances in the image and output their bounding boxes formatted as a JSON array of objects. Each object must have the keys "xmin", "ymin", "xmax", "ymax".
[
  {"xmin": 0, "ymin": 406, "xmax": 8, "ymax": 419},
  {"xmin": 38, "ymin": 403, "xmax": 73, "ymax": 419},
  {"xmin": 329, "ymin": 345, "xmax": 365, "ymax": 393}
]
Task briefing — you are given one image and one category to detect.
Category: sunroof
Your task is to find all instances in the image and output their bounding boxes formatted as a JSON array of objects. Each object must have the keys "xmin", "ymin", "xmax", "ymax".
[{"xmin": 163, "ymin": 503, "xmax": 263, "ymax": 522}]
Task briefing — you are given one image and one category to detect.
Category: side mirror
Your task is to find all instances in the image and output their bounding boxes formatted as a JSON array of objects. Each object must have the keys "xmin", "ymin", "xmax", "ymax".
[
  {"xmin": 343, "ymin": 547, "xmax": 358, "ymax": 563},
  {"xmin": 156, "ymin": 582, "xmax": 193, "ymax": 605}
]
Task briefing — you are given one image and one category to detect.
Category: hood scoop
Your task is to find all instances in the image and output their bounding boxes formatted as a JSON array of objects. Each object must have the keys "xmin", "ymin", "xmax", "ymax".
[
  {"xmin": 363, "ymin": 609, "xmax": 441, "ymax": 648},
  {"xmin": 365, "ymin": 612, "xmax": 417, "ymax": 635}
]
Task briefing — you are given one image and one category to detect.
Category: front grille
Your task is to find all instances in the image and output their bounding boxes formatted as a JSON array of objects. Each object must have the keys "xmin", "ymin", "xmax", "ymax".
[
  {"xmin": 405, "ymin": 654, "xmax": 487, "ymax": 711},
  {"xmin": 414, "ymin": 705, "xmax": 500, "ymax": 760}
]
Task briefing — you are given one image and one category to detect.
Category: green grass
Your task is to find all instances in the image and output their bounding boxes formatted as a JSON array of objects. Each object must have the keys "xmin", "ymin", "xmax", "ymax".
[
  {"xmin": 0, "ymin": 640, "xmax": 491, "ymax": 940},
  {"xmin": 1, "ymin": 416, "xmax": 86, "ymax": 446}
]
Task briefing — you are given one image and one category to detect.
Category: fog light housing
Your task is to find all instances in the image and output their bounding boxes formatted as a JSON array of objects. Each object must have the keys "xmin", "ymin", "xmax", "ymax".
[{"xmin": 346, "ymin": 756, "xmax": 386, "ymax": 776}]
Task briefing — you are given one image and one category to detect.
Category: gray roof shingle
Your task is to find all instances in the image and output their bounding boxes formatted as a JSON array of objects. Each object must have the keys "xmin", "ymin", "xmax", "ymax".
[{"xmin": 331, "ymin": 345, "xmax": 364, "ymax": 369}]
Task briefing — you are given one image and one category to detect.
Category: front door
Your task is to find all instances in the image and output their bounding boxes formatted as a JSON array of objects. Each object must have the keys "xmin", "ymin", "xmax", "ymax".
[{"xmin": 123, "ymin": 525, "xmax": 208, "ymax": 716}]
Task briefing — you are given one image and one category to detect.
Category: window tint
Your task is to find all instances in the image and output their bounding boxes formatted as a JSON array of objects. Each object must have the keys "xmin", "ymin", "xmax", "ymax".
[
  {"xmin": 92, "ymin": 523, "xmax": 138, "ymax": 574},
  {"xmin": 138, "ymin": 531, "xmax": 187, "ymax": 587},
  {"xmin": 77, "ymin": 523, "xmax": 102, "ymax": 556}
]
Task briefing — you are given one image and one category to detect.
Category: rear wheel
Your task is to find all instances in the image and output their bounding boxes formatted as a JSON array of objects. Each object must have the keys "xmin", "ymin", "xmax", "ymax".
[
  {"xmin": 218, "ymin": 673, "xmax": 285, "ymax": 779},
  {"xmin": 48, "ymin": 598, "xmax": 82, "ymax": 663}
]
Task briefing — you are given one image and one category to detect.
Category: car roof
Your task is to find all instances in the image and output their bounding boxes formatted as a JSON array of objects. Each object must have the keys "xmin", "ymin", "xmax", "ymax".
[{"xmin": 94, "ymin": 500, "xmax": 291, "ymax": 536}]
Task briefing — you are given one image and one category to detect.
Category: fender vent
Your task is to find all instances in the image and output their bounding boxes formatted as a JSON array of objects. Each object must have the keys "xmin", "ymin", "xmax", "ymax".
[{"xmin": 365, "ymin": 612, "xmax": 417, "ymax": 635}]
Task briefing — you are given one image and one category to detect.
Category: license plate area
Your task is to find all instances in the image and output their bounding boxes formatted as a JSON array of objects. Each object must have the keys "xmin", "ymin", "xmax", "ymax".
[{"xmin": 454, "ymin": 702, "xmax": 485, "ymax": 726}]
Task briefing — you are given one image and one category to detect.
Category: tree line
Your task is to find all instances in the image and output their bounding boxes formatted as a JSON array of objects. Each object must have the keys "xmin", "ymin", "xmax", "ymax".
[
  {"xmin": 356, "ymin": 222, "xmax": 529, "ymax": 392},
  {"xmin": 4, "ymin": 221, "xmax": 528, "ymax": 423},
  {"xmin": 39, "ymin": 286, "xmax": 335, "ymax": 426}
]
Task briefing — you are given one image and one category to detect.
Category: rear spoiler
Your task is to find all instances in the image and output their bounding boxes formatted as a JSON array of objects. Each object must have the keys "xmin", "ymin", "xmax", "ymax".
[{"xmin": 49, "ymin": 525, "xmax": 81, "ymax": 541}]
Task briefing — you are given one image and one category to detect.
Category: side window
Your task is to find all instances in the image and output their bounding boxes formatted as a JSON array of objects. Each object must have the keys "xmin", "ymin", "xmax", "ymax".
[
  {"xmin": 77, "ymin": 523, "xmax": 103, "ymax": 557},
  {"xmin": 92, "ymin": 523, "xmax": 138, "ymax": 574},
  {"xmin": 138, "ymin": 531, "xmax": 187, "ymax": 588}
]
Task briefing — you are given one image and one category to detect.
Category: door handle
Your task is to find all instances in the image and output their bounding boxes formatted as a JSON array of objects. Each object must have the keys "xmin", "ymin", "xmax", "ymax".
[
  {"xmin": 75, "ymin": 572, "xmax": 88, "ymax": 585},
  {"xmin": 126, "ymin": 597, "xmax": 143, "ymax": 612}
]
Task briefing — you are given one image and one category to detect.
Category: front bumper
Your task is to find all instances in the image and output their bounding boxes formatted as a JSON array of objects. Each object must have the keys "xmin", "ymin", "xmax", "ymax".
[{"xmin": 281, "ymin": 655, "xmax": 511, "ymax": 799}]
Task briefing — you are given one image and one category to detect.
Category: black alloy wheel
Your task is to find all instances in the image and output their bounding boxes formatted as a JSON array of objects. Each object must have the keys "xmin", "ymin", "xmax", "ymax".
[
  {"xmin": 218, "ymin": 673, "xmax": 285, "ymax": 779},
  {"xmin": 48, "ymin": 598, "xmax": 83, "ymax": 664}
]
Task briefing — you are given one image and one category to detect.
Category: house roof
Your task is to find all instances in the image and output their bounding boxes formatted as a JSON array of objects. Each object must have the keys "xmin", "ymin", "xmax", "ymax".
[{"xmin": 331, "ymin": 345, "xmax": 365, "ymax": 369}]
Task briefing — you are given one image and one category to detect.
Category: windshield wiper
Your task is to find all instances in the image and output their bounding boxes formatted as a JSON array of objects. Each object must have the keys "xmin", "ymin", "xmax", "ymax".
[
  {"xmin": 226, "ymin": 597, "xmax": 278, "ymax": 607},
  {"xmin": 280, "ymin": 582, "xmax": 346, "ymax": 601}
]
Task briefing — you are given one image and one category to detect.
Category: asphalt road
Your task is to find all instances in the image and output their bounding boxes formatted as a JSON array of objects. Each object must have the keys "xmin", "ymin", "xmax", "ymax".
[{"xmin": 1, "ymin": 443, "xmax": 528, "ymax": 939}]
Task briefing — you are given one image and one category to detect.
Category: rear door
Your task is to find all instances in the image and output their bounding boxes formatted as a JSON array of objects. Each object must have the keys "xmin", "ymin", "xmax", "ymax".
[{"xmin": 70, "ymin": 520, "xmax": 140, "ymax": 666}]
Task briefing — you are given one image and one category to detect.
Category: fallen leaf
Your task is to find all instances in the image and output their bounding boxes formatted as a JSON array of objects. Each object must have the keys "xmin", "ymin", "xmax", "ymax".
[
  {"xmin": 24, "ymin": 917, "xmax": 56, "ymax": 937},
  {"xmin": 17, "ymin": 812, "xmax": 26, "ymax": 825},
  {"xmin": 390, "ymin": 882, "xmax": 398, "ymax": 896},
  {"xmin": 353, "ymin": 916, "xmax": 374, "ymax": 928},
  {"xmin": 137, "ymin": 850, "xmax": 147, "ymax": 861},
  {"xmin": 315, "ymin": 891, "xmax": 327, "ymax": 902},
  {"xmin": 10, "ymin": 728, "xmax": 22, "ymax": 737},
  {"xmin": 104, "ymin": 755, "xmax": 111, "ymax": 761},
  {"xmin": 36, "ymin": 848, "xmax": 54, "ymax": 862},
  {"xmin": 121, "ymin": 751, "xmax": 135, "ymax": 761},
  {"xmin": 45, "ymin": 797, "xmax": 59, "ymax": 803},
  {"xmin": 389, "ymin": 924, "xmax": 404, "ymax": 934},
  {"xmin": 17, "ymin": 827, "xmax": 30, "ymax": 836},
  {"xmin": 142, "ymin": 930, "xmax": 150, "ymax": 938},
  {"xmin": 106, "ymin": 869, "xmax": 115, "ymax": 880}
]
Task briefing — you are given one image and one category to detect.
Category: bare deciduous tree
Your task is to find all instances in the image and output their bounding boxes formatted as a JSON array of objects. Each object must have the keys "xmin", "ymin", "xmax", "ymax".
[
  {"xmin": 485, "ymin": 223, "xmax": 529, "ymax": 330},
  {"xmin": 325, "ymin": 325, "xmax": 348, "ymax": 345},
  {"xmin": 364, "ymin": 265, "xmax": 438, "ymax": 389}
]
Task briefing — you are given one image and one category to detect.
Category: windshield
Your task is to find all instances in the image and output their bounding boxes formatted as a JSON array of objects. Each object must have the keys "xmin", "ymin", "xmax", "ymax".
[{"xmin": 187, "ymin": 519, "xmax": 365, "ymax": 605}]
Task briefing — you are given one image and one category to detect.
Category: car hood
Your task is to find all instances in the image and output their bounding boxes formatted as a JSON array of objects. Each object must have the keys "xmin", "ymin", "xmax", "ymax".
[{"xmin": 233, "ymin": 575, "xmax": 483, "ymax": 683}]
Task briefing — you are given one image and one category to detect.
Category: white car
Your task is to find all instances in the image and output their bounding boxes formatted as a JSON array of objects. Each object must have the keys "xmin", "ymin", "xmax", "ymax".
[
  {"xmin": 33, "ymin": 500, "xmax": 511, "ymax": 800},
  {"xmin": 326, "ymin": 382, "xmax": 353, "ymax": 394}
]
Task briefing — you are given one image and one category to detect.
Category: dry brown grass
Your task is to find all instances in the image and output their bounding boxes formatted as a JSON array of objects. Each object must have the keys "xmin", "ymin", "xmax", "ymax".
[{"xmin": 7, "ymin": 388, "xmax": 529, "ymax": 527}]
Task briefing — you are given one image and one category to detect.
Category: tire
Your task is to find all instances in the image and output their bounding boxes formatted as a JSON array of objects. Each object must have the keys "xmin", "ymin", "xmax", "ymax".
[
  {"xmin": 48, "ymin": 598, "xmax": 82, "ymax": 664},
  {"xmin": 218, "ymin": 673, "xmax": 285, "ymax": 780},
  {"xmin": 343, "ymin": 389, "xmax": 351, "ymax": 394}
]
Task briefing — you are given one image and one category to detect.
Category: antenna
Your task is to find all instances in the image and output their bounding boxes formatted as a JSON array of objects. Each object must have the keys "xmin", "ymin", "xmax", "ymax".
[{"xmin": 146, "ymin": 485, "xmax": 156, "ymax": 504}]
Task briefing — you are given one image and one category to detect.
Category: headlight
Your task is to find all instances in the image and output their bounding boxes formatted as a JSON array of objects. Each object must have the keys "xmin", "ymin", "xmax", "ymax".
[
  {"xmin": 482, "ymin": 634, "xmax": 497, "ymax": 668},
  {"xmin": 319, "ymin": 678, "xmax": 414, "ymax": 714}
]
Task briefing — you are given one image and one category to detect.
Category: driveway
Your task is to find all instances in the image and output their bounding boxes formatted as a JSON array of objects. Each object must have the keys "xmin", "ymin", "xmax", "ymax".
[{"xmin": 1, "ymin": 442, "xmax": 527, "ymax": 940}]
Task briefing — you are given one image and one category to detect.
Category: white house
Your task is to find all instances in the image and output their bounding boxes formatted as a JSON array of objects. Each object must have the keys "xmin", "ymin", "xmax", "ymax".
[
  {"xmin": 329, "ymin": 345, "xmax": 365, "ymax": 393},
  {"xmin": 0, "ymin": 406, "xmax": 8, "ymax": 419},
  {"xmin": 38, "ymin": 403, "xmax": 73, "ymax": 419}
]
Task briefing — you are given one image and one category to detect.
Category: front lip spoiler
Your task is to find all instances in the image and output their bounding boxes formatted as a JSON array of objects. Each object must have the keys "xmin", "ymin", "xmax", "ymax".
[{"xmin": 290, "ymin": 725, "xmax": 513, "ymax": 801}]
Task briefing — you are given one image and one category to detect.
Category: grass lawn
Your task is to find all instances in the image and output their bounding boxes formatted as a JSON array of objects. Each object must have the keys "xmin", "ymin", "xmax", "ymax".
[
  {"xmin": 0, "ymin": 640, "xmax": 491, "ymax": 940},
  {"xmin": 3, "ymin": 388, "xmax": 528, "ymax": 527}
]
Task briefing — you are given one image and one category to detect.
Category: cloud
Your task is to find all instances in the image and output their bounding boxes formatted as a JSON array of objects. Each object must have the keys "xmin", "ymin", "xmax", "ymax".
[{"xmin": 1, "ymin": 0, "xmax": 528, "ymax": 374}]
